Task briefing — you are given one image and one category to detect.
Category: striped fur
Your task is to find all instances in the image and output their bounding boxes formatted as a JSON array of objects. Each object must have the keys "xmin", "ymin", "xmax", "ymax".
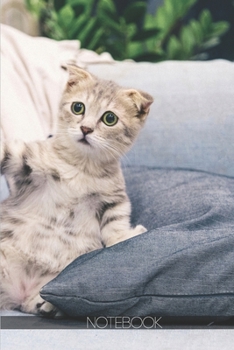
[{"xmin": 0, "ymin": 66, "xmax": 153, "ymax": 317}]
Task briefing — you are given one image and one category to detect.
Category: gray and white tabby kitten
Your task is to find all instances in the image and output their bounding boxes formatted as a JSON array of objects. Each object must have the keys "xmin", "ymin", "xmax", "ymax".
[{"xmin": 0, "ymin": 65, "xmax": 153, "ymax": 317}]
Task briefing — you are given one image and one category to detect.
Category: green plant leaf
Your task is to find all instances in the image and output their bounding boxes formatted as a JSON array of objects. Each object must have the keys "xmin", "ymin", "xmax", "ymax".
[
  {"xmin": 127, "ymin": 41, "xmax": 143, "ymax": 58},
  {"xmin": 98, "ymin": 0, "xmax": 117, "ymax": 14},
  {"xmin": 180, "ymin": 26, "xmax": 194, "ymax": 55},
  {"xmin": 67, "ymin": 13, "xmax": 87, "ymax": 37},
  {"xmin": 166, "ymin": 35, "xmax": 182, "ymax": 59},
  {"xmin": 131, "ymin": 51, "xmax": 163, "ymax": 62},
  {"xmin": 172, "ymin": 0, "xmax": 183, "ymax": 17},
  {"xmin": 25, "ymin": 0, "xmax": 46, "ymax": 17},
  {"xmin": 58, "ymin": 5, "xmax": 74, "ymax": 28},
  {"xmin": 97, "ymin": 0, "xmax": 118, "ymax": 21},
  {"xmin": 180, "ymin": 0, "xmax": 197, "ymax": 18},
  {"xmin": 98, "ymin": 16, "xmax": 123, "ymax": 35},
  {"xmin": 86, "ymin": 28, "xmax": 104, "ymax": 50},
  {"xmin": 164, "ymin": 0, "xmax": 174, "ymax": 20},
  {"xmin": 123, "ymin": 2, "xmax": 147, "ymax": 24},
  {"xmin": 200, "ymin": 37, "xmax": 220, "ymax": 50},
  {"xmin": 126, "ymin": 23, "xmax": 137, "ymax": 40},
  {"xmin": 25, "ymin": 0, "xmax": 231, "ymax": 63},
  {"xmin": 199, "ymin": 9, "xmax": 212, "ymax": 34},
  {"xmin": 67, "ymin": 0, "xmax": 87, "ymax": 16},
  {"xmin": 144, "ymin": 13, "xmax": 156, "ymax": 29},
  {"xmin": 172, "ymin": 0, "xmax": 198, "ymax": 18},
  {"xmin": 79, "ymin": 18, "xmax": 99, "ymax": 48},
  {"xmin": 67, "ymin": 0, "xmax": 95, "ymax": 16},
  {"xmin": 211, "ymin": 21, "xmax": 230, "ymax": 37},
  {"xmin": 103, "ymin": 38, "xmax": 126, "ymax": 60},
  {"xmin": 155, "ymin": 6, "xmax": 168, "ymax": 30},
  {"xmin": 98, "ymin": 0, "xmax": 116, "ymax": 14},
  {"xmin": 132, "ymin": 28, "xmax": 159, "ymax": 41},
  {"xmin": 190, "ymin": 19, "xmax": 204, "ymax": 45},
  {"xmin": 44, "ymin": 18, "xmax": 66, "ymax": 40},
  {"xmin": 154, "ymin": 0, "xmax": 198, "ymax": 36}
]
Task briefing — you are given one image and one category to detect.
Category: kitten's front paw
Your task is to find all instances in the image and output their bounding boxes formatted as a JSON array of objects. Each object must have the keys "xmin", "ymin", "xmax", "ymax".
[
  {"xmin": 37, "ymin": 301, "xmax": 65, "ymax": 319},
  {"xmin": 22, "ymin": 294, "xmax": 65, "ymax": 319},
  {"xmin": 105, "ymin": 225, "xmax": 147, "ymax": 247},
  {"xmin": 134, "ymin": 224, "xmax": 147, "ymax": 235}
]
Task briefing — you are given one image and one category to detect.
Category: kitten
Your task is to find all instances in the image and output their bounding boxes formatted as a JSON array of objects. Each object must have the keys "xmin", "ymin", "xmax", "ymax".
[{"xmin": 0, "ymin": 65, "xmax": 153, "ymax": 317}]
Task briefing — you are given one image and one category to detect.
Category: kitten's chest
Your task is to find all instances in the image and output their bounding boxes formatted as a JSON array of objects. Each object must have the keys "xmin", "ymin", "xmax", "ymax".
[
  {"xmin": 25, "ymin": 154, "xmax": 123, "ymax": 225},
  {"xmin": 7, "ymin": 173, "xmax": 107, "ymax": 266},
  {"xmin": 40, "ymin": 171, "xmax": 110, "ymax": 221}
]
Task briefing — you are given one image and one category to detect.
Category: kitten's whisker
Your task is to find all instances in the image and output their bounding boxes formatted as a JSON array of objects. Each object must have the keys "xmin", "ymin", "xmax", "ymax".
[
  {"xmin": 101, "ymin": 140, "xmax": 131, "ymax": 164},
  {"xmin": 100, "ymin": 140, "xmax": 126, "ymax": 158},
  {"xmin": 91, "ymin": 136, "xmax": 122, "ymax": 162},
  {"xmin": 95, "ymin": 141, "xmax": 121, "ymax": 158}
]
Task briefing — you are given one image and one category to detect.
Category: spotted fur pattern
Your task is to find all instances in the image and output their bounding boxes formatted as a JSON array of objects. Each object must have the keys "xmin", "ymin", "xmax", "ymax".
[{"xmin": 0, "ymin": 66, "xmax": 153, "ymax": 317}]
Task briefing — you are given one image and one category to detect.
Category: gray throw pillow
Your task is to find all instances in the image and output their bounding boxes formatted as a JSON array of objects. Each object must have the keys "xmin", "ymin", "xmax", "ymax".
[{"xmin": 40, "ymin": 168, "xmax": 234, "ymax": 318}]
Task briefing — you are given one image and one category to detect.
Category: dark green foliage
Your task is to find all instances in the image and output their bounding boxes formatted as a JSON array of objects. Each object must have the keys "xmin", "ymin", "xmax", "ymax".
[{"xmin": 25, "ymin": 0, "xmax": 230, "ymax": 61}]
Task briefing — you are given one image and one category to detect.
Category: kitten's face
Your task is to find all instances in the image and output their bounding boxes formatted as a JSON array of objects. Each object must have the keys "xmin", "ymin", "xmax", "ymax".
[{"xmin": 58, "ymin": 66, "xmax": 153, "ymax": 162}]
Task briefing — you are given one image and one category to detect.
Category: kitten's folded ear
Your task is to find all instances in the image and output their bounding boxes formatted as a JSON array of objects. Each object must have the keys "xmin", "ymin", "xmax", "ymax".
[
  {"xmin": 126, "ymin": 89, "xmax": 154, "ymax": 119},
  {"xmin": 64, "ymin": 64, "xmax": 94, "ymax": 90}
]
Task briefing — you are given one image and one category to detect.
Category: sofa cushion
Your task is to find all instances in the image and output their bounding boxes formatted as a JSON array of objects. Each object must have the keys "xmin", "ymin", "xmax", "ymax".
[{"xmin": 40, "ymin": 167, "xmax": 234, "ymax": 318}]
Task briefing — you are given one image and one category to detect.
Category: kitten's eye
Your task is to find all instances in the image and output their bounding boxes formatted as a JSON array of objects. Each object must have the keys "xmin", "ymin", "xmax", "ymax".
[
  {"xmin": 102, "ymin": 112, "xmax": 118, "ymax": 126},
  {"xmin": 71, "ymin": 102, "xmax": 85, "ymax": 115}
]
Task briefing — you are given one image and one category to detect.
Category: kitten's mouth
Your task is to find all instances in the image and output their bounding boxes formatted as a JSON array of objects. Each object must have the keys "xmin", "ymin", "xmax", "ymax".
[{"xmin": 79, "ymin": 138, "xmax": 90, "ymax": 146}]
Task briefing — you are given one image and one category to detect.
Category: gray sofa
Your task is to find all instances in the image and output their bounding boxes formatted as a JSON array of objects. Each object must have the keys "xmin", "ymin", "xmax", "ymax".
[{"xmin": 40, "ymin": 61, "xmax": 234, "ymax": 324}]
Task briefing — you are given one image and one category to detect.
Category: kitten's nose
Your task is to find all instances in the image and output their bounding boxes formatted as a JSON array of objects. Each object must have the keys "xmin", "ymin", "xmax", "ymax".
[{"xmin": 80, "ymin": 126, "xmax": 93, "ymax": 136}]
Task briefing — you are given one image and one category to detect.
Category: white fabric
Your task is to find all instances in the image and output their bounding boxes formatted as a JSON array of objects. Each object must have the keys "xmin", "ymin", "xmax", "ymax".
[{"xmin": 1, "ymin": 24, "xmax": 114, "ymax": 143}]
